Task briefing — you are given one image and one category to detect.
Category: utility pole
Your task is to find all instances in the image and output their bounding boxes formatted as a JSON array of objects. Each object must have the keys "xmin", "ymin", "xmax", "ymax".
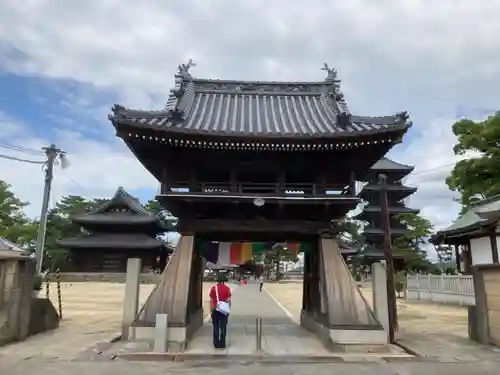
[
  {"xmin": 378, "ymin": 173, "xmax": 398, "ymax": 343},
  {"xmin": 35, "ymin": 144, "xmax": 64, "ymax": 275}
]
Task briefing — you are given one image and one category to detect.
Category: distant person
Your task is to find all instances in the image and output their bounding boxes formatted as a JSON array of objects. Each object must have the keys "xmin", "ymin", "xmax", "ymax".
[
  {"xmin": 258, "ymin": 275, "xmax": 264, "ymax": 292},
  {"xmin": 209, "ymin": 274, "xmax": 231, "ymax": 350}
]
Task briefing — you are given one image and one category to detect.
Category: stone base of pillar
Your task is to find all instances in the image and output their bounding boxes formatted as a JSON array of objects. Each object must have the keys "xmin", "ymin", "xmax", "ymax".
[{"xmin": 300, "ymin": 310, "xmax": 387, "ymax": 348}]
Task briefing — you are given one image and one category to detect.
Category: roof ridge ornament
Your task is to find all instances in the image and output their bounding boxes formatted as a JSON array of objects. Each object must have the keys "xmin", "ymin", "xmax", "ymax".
[
  {"xmin": 321, "ymin": 63, "xmax": 351, "ymax": 127},
  {"xmin": 321, "ymin": 63, "xmax": 338, "ymax": 81},
  {"xmin": 178, "ymin": 58, "xmax": 196, "ymax": 77}
]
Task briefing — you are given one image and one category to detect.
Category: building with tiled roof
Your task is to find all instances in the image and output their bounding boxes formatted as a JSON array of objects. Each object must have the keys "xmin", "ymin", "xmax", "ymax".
[{"xmin": 58, "ymin": 187, "xmax": 173, "ymax": 272}]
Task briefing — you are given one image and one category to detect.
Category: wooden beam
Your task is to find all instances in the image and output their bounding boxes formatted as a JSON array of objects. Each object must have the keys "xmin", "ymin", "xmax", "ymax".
[{"xmin": 178, "ymin": 219, "xmax": 328, "ymax": 235}]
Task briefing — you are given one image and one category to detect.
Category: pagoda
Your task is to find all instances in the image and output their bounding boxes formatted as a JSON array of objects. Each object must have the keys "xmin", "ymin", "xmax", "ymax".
[
  {"xmin": 58, "ymin": 187, "xmax": 172, "ymax": 273},
  {"xmin": 109, "ymin": 61, "xmax": 411, "ymax": 350},
  {"xmin": 355, "ymin": 157, "xmax": 418, "ymax": 261}
]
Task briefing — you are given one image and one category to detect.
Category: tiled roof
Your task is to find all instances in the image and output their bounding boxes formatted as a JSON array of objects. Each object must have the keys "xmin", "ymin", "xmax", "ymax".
[
  {"xmin": 370, "ymin": 157, "xmax": 414, "ymax": 172},
  {"xmin": 358, "ymin": 183, "xmax": 417, "ymax": 200},
  {"xmin": 109, "ymin": 62, "xmax": 411, "ymax": 140},
  {"xmin": 72, "ymin": 187, "xmax": 167, "ymax": 230},
  {"xmin": 0, "ymin": 237, "xmax": 26, "ymax": 252},
  {"xmin": 437, "ymin": 195, "xmax": 500, "ymax": 236},
  {"xmin": 58, "ymin": 233, "xmax": 165, "ymax": 249},
  {"xmin": 359, "ymin": 206, "xmax": 419, "ymax": 214}
]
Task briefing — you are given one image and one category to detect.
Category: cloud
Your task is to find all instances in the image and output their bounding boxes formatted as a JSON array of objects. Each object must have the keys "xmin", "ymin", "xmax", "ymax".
[
  {"xmin": 0, "ymin": 0, "xmax": 499, "ymax": 232},
  {"xmin": 0, "ymin": 112, "xmax": 156, "ymax": 218}
]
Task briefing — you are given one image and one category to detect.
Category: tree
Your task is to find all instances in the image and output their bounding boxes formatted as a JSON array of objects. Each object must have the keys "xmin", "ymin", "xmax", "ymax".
[
  {"xmin": 393, "ymin": 212, "xmax": 435, "ymax": 272},
  {"xmin": 264, "ymin": 243, "xmax": 299, "ymax": 281},
  {"xmin": 144, "ymin": 199, "xmax": 178, "ymax": 231},
  {"xmin": 0, "ymin": 180, "xmax": 38, "ymax": 249},
  {"xmin": 445, "ymin": 112, "xmax": 500, "ymax": 211},
  {"xmin": 340, "ymin": 219, "xmax": 365, "ymax": 244},
  {"xmin": 43, "ymin": 195, "xmax": 104, "ymax": 270}
]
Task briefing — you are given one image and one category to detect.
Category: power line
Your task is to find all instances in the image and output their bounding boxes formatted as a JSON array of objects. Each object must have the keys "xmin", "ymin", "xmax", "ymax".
[
  {"xmin": 0, "ymin": 152, "xmax": 45, "ymax": 164},
  {"xmin": 61, "ymin": 168, "xmax": 87, "ymax": 192},
  {"xmin": 410, "ymin": 163, "xmax": 457, "ymax": 177},
  {"xmin": 0, "ymin": 142, "xmax": 44, "ymax": 155}
]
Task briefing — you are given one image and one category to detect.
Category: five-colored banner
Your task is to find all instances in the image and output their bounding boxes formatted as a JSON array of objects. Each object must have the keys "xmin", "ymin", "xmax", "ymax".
[{"xmin": 197, "ymin": 241, "xmax": 311, "ymax": 265}]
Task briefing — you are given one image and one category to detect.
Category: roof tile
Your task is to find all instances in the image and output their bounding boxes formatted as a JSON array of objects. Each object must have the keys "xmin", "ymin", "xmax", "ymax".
[{"xmin": 110, "ymin": 63, "xmax": 411, "ymax": 139}]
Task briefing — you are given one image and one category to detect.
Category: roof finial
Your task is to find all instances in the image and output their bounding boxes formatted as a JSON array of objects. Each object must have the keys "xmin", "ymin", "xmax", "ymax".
[
  {"xmin": 321, "ymin": 63, "xmax": 337, "ymax": 81},
  {"xmin": 178, "ymin": 58, "xmax": 196, "ymax": 75}
]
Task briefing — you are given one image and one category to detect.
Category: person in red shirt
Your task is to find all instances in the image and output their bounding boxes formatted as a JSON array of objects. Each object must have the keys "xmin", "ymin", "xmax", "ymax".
[{"xmin": 209, "ymin": 273, "xmax": 232, "ymax": 349}]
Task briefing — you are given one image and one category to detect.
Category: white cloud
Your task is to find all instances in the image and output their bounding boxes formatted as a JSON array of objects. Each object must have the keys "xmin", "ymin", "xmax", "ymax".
[
  {"xmin": 0, "ymin": 113, "xmax": 156, "ymax": 218},
  {"xmin": 0, "ymin": 0, "xmax": 499, "ymax": 230}
]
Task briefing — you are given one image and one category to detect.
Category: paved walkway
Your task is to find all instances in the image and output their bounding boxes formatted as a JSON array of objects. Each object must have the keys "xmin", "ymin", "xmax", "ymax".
[
  {"xmin": 187, "ymin": 282, "xmax": 330, "ymax": 355},
  {"xmin": 186, "ymin": 282, "xmax": 405, "ymax": 357}
]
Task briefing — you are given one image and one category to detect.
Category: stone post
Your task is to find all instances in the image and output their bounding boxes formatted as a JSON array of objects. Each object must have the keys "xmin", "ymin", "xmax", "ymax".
[
  {"xmin": 153, "ymin": 314, "xmax": 169, "ymax": 352},
  {"xmin": 372, "ymin": 262, "xmax": 390, "ymax": 336},
  {"xmin": 122, "ymin": 258, "xmax": 141, "ymax": 341},
  {"xmin": 469, "ymin": 264, "xmax": 500, "ymax": 345}
]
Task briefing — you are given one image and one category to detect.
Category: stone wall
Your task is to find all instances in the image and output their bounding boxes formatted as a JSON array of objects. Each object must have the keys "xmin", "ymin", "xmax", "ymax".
[
  {"xmin": 470, "ymin": 263, "xmax": 500, "ymax": 345},
  {"xmin": 0, "ymin": 258, "xmax": 35, "ymax": 346}
]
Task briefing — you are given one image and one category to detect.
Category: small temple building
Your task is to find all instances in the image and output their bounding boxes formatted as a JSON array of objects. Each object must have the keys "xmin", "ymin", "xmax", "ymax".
[
  {"xmin": 354, "ymin": 157, "xmax": 418, "ymax": 264},
  {"xmin": 58, "ymin": 187, "xmax": 173, "ymax": 273},
  {"xmin": 433, "ymin": 195, "xmax": 500, "ymax": 273}
]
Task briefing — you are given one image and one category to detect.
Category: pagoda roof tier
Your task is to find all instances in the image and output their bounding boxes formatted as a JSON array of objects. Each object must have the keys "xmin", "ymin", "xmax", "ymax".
[
  {"xmin": 354, "ymin": 205, "xmax": 419, "ymax": 220},
  {"xmin": 371, "ymin": 157, "xmax": 414, "ymax": 172},
  {"xmin": 110, "ymin": 62, "xmax": 411, "ymax": 146},
  {"xmin": 57, "ymin": 233, "xmax": 167, "ymax": 250},
  {"xmin": 361, "ymin": 157, "xmax": 414, "ymax": 182},
  {"xmin": 358, "ymin": 183, "xmax": 417, "ymax": 201},
  {"xmin": 363, "ymin": 227, "xmax": 409, "ymax": 242},
  {"xmin": 357, "ymin": 246, "xmax": 406, "ymax": 261},
  {"xmin": 71, "ymin": 187, "xmax": 168, "ymax": 233}
]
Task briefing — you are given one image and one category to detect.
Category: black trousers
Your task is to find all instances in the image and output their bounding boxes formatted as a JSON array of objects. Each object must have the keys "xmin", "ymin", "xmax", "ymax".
[
  {"xmin": 211, "ymin": 309, "xmax": 228, "ymax": 348},
  {"xmin": 259, "ymin": 283, "xmax": 263, "ymax": 291}
]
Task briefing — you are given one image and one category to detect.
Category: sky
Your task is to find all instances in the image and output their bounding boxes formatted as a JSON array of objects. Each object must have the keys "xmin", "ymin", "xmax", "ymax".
[{"xmin": 0, "ymin": 0, "xmax": 499, "ymax": 237}]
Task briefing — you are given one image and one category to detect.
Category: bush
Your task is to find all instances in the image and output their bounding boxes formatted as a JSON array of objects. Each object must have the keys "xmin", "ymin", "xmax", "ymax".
[{"xmin": 33, "ymin": 275, "xmax": 43, "ymax": 291}]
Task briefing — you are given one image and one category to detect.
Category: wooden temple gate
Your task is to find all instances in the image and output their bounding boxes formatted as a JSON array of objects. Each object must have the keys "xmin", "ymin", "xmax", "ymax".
[{"xmin": 109, "ymin": 60, "xmax": 411, "ymax": 351}]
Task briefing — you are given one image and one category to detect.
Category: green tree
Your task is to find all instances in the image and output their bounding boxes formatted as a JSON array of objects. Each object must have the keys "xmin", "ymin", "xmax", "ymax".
[
  {"xmin": 144, "ymin": 199, "xmax": 178, "ymax": 231},
  {"xmin": 341, "ymin": 219, "xmax": 365, "ymax": 244},
  {"xmin": 0, "ymin": 180, "xmax": 38, "ymax": 249},
  {"xmin": 445, "ymin": 111, "xmax": 500, "ymax": 211},
  {"xmin": 393, "ymin": 212, "xmax": 435, "ymax": 272},
  {"xmin": 43, "ymin": 195, "xmax": 103, "ymax": 270},
  {"xmin": 264, "ymin": 243, "xmax": 299, "ymax": 281}
]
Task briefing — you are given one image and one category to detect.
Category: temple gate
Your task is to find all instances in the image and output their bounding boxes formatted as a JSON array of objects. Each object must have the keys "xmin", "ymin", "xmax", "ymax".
[{"xmin": 109, "ymin": 61, "xmax": 411, "ymax": 351}]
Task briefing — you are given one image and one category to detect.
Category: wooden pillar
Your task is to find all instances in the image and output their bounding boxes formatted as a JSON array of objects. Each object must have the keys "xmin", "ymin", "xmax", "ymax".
[
  {"xmin": 454, "ymin": 244, "xmax": 462, "ymax": 273},
  {"xmin": 489, "ymin": 228, "xmax": 499, "ymax": 263},
  {"xmin": 378, "ymin": 174, "xmax": 397, "ymax": 343},
  {"xmin": 464, "ymin": 240, "xmax": 473, "ymax": 274},
  {"xmin": 302, "ymin": 250, "xmax": 310, "ymax": 311}
]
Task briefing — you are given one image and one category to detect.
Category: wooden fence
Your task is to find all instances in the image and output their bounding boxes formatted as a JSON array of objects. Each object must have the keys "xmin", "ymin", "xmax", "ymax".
[{"xmin": 405, "ymin": 274, "xmax": 476, "ymax": 306}]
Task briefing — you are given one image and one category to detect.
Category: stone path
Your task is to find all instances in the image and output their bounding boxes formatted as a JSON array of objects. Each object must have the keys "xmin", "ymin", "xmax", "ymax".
[{"xmin": 186, "ymin": 282, "xmax": 332, "ymax": 356}]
